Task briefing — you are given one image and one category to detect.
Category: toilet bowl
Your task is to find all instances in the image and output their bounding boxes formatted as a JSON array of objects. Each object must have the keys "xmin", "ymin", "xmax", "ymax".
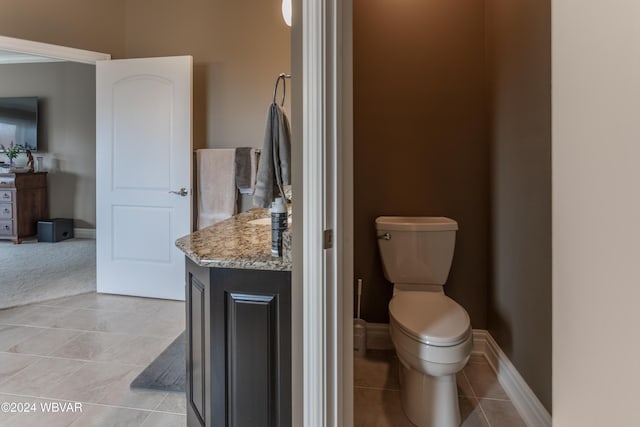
[{"xmin": 376, "ymin": 216, "xmax": 472, "ymax": 427}]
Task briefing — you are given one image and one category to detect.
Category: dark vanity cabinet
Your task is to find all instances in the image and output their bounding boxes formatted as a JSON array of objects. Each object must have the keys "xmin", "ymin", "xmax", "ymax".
[{"xmin": 185, "ymin": 259, "xmax": 291, "ymax": 427}]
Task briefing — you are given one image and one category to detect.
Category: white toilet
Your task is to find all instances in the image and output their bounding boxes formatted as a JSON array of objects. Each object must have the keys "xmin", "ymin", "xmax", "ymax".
[{"xmin": 376, "ymin": 216, "xmax": 472, "ymax": 427}]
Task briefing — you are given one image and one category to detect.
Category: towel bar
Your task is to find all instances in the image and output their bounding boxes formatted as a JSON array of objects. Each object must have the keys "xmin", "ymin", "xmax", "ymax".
[{"xmin": 272, "ymin": 73, "xmax": 292, "ymax": 106}]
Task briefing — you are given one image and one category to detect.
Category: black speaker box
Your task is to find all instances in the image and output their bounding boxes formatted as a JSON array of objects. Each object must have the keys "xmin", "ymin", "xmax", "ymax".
[{"xmin": 38, "ymin": 218, "xmax": 74, "ymax": 242}]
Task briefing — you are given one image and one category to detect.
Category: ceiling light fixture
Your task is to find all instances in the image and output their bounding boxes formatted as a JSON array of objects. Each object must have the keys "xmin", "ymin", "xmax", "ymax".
[{"xmin": 282, "ymin": 0, "xmax": 292, "ymax": 27}]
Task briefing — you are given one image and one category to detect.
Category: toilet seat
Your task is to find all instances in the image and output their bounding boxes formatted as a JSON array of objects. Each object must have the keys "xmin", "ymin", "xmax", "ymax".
[{"xmin": 389, "ymin": 291, "xmax": 470, "ymax": 347}]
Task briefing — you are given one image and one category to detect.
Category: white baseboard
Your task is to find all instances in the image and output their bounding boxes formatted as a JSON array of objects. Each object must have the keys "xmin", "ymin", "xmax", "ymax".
[
  {"xmin": 74, "ymin": 228, "xmax": 96, "ymax": 239},
  {"xmin": 365, "ymin": 325, "xmax": 551, "ymax": 427},
  {"xmin": 474, "ymin": 330, "xmax": 552, "ymax": 427}
]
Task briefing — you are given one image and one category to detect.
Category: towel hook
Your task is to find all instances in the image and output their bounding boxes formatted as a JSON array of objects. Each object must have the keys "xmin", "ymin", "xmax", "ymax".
[{"xmin": 272, "ymin": 73, "xmax": 292, "ymax": 107}]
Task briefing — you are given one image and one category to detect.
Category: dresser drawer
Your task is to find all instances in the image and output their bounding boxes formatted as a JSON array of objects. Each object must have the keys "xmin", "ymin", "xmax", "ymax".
[
  {"xmin": 0, "ymin": 204, "xmax": 12, "ymax": 219},
  {"xmin": 0, "ymin": 220, "xmax": 13, "ymax": 236},
  {"xmin": 0, "ymin": 190, "xmax": 12, "ymax": 202},
  {"xmin": 0, "ymin": 176, "xmax": 15, "ymax": 187}
]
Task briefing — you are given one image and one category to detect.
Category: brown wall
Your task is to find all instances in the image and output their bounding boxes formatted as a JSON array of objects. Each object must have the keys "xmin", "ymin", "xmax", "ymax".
[
  {"xmin": 486, "ymin": 0, "xmax": 552, "ymax": 411},
  {"xmin": 353, "ymin": 0, "xmax": 490, "ymax": 326},
  {"xmin": 2, "ymin": 0, "xmax": 290, "ymax": 221},
  {"xmin": 2, "ymin": 0, "xmax": 290, "ymax": 152},
  {"xmin": 0, "ymin": 0, "xmax": 126, "ymax": 58},
  {"xmin": 123, "ymin": 0, "xmax": 291, "ymax": 151},
  {"xmin": 353, "ymin": 0, "xmax": 552, "ymax": 411}
]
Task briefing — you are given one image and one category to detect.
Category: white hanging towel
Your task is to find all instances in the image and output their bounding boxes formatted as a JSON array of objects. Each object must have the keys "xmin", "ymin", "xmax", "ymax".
[{"xmin": 196, "ymin": 148, "xmax": 237, "ymax": 229}]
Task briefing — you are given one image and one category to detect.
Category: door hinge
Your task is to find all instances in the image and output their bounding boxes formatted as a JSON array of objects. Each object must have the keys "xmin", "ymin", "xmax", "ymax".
[{"xmin": 323, "ymin": 229, "xmax": 333, "ymax": 250}]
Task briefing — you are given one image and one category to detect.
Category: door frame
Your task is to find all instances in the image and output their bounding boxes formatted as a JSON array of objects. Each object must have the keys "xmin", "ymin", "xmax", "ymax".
[
  {"xmin": 0, "ymin": 35, "xmax": 110, "ymax": 64},
  {"xmin": 300, "ymin": 0, "xmax": 353, "ymax": 425}
]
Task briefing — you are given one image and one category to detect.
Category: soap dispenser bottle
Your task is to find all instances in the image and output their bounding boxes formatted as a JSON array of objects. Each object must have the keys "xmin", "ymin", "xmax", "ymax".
[{"xmin": 271, "ymin": 197, "xmax": 288, "ymax": 257}]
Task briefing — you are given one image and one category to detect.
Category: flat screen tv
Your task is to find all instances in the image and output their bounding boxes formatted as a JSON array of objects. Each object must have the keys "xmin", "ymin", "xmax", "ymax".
[{"xmin": 0, "ymin": 96, "xmax": 38, "ymax": 152}]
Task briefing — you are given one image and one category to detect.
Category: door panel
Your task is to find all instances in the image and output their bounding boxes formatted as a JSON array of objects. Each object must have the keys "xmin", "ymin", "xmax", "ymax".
[
  {"xmin": 112, "ymin": 76, "xmax": 173, "ymax": 190},
  {"xmin": 96, "ymin": 56, "xmax": 192, "ymax": 300}
]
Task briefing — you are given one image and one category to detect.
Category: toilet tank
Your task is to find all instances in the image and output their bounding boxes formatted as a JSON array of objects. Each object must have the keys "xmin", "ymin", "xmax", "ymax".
[{"xmin": 375, "ymin": 216, "xmax": 458, "ymax": 285}]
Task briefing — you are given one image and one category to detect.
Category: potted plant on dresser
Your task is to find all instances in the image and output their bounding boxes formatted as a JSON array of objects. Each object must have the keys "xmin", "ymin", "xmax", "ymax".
[{"xmin": 0, "ymin": 142, "xmax": 23, "ymax": 172}]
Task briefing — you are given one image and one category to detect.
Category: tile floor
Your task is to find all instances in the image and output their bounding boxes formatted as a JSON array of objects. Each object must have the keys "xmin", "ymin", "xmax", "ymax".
[
  {"xmin": 0, "ymin": 292, "xmax": 527, "ymax": 426},
  {"xmin": 0, "ymin": 292, "xmax": 186, "ymax": 427},
  {"xmin": 354, "ymin": 350, "xmax": 528, "ymax": 427}
]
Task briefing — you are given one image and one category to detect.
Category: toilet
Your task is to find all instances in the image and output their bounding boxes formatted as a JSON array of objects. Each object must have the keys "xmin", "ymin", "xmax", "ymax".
[{"xmin": 376, "ymin": 216, "xmax": 472, "ymax": 427}]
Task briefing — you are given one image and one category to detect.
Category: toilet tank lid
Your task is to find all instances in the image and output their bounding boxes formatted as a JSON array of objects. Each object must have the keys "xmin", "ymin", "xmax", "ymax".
[{"xmin": 375, "ymin": 216, "xmax": 458, "ymax": 231}]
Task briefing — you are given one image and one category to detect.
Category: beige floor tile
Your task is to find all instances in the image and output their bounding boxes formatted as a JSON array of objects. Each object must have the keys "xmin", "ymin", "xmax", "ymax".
[
  {"xmin": 6, "ymin": 328, "xmax": 81, "ymax": 356},
  {"xmin": 467, "ymin": 353, "xmax": 489, "ymax": 365},
  {"xmin": 459, "ymin": 396, "xmax": 490, "ymax": 427},
  {"xmin": 51, "ymin": 308, "xmax": 182, "ymax": 338},
  {"xmin": 0, "ymin": 305, "xmax": 43, "ymax": 325},
  {"xmin": 147, "ymin": 300, "xmax": 185, "ymax": 321},
  {"xmin": 140, "ymin": 412, "xmax": 186, "ymax": 427},
  {"xmin": 1, "ymin": 403, "xmax": 83, "ymax": 427},
  {"xmin": 155, "ymin": 392, "xmax": 187, "ymax": 415},
  {"xmin": 0, "ymin": 353, "xmax": 41, "ymax": 384},
  {"xmin": 49, "ymin": 331, "xmax": 130, "ymax": 361},
  {"xmin": 0, "ymin": 393, "xmax": 51, "ymax": 427},
  {"xmin": 69, "ymin": 404, "xmax": 151, "ymax": 427},
  {"xmin": 92, "ymin": 294, "xmax": 180, "ymax": 314},
  {"xmin": 51, "ymin": 293, "xmax": 181, "ymax": 317},
  {"xmin": 0, "ymin": 356, "xmax": 86, "ymax": 397},
  {"xmin": 46, "ymin": 293, "xmax": 111, "ymax": 310},
  {"xmin": 112, "ymin": 296, "xmax": 184, "ymax": 317},
  {"xmin": 354, "ymin": 387, "xmax": 414, "ymax": 427},
  {"xmin": 457, "ymin": 371, "xmax": 475, "ymax": 397},
  {"xmin": 132, "ymin": 314, "xmax": 185, "ymax": 339},
  {"xmin": 92, "ymin": 365, "xmax": 168, "ymax": 410},
  {"xmin": 92, "ymin": 311, "xmax": 158, "ymax": 335},
  {"xmin": 463, "ymin": 361, "xmax": 509, "ymax": 400},
  {"xmin": 354, "ymin": 350, "xmax": 400, "ymax": 390},
  {"xmin": 479, "ymin": 398, "xmax": 527, "ymax": 427},
  {"xmin": 92, "ymin": 335, "xmax": 175, "ymax": 366},
  {"xmin": 49, "ymin": 308, "xmax": 109, "ymax": 332},
  {"xmin": 0, "ymin": 325, "xmax": 45, "ymax": 351},
  {"xmin": 0, "ymin": 292, "xmax": 187, "ymax": 424},
  {"xmin": 42, "ymin": 361, "xmax": 134, "ymax": 403},
  {"xmin": 5, "ymin": 305, "xmax": 77, "ymax": 328},
  {"xmin": 49, "ymin": 309, "xmax": 136, "ymax": 336}
]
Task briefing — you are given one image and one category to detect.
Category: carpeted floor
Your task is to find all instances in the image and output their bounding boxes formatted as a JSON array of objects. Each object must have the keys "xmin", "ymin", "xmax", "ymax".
[{"xmin": 0, "ymin": 237, "xmax": 96, "ymax": 309}]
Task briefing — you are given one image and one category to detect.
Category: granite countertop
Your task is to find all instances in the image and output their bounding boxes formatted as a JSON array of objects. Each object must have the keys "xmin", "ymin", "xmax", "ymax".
[{"xmin": 175, "ymin": 208, "xmax": 292, "ymax": 271}]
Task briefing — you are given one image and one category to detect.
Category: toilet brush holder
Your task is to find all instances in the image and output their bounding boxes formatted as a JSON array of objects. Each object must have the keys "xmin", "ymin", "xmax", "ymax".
[{"xmin": 354, "ymin": 318, "xmax": 367, "ymax": 358}]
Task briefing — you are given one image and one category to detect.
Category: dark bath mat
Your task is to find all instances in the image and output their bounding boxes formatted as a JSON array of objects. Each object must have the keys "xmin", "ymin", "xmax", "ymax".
[{"xmin": 130, "ymin": 331, "xmax": 185, "ymax": 392}]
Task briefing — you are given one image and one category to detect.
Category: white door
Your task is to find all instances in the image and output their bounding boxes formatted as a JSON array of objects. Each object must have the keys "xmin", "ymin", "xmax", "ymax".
[{"xmin": 96, "ymin": 56, "xmax": 192, "ymax": 300}]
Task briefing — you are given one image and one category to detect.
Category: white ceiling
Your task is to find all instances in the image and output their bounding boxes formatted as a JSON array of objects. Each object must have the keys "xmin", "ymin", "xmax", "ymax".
[{"xmin": 0, "ymin": 50, "xmax": 63, "ymax": 64}]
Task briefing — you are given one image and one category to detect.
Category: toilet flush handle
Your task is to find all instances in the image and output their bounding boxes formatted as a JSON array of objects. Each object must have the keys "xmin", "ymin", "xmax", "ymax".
[{"xmin": 378, "ymin": 233, "xmax": 391, "ymax": 240}]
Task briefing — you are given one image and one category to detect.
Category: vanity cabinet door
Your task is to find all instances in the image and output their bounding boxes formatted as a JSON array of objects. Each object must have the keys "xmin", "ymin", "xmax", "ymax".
[
  {"xmin": 185, "ymin": 259, "xmax": 291, "ymax": 427},
  {"xmin": 211, "ymin": 268, "xmax": 292, "ymax": 427},
  {"xmin": 186, "ymin": 260, "xmax": 211, "ymax": 427}
]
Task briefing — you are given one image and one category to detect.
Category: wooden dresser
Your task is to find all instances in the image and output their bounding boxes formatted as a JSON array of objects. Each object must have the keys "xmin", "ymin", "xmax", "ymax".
[{"xmin": 0, "ymin": 172, "xmax": 48, "ymax": 243}]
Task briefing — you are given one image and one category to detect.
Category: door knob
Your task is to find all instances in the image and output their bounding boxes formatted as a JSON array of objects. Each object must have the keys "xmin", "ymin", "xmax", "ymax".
[{"xmin": 169, "ymin": 188, "xmax": 189, "ymax": 197}]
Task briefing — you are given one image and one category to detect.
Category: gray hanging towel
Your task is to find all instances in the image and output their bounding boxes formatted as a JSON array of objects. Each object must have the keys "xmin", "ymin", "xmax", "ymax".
[
  {"xmin": 254, "ymin": 102, "xmax": 291, "ymax": 208},
  {"xmin": 235, "ymin": 147, "xmax": 256, "ymax": 194}
]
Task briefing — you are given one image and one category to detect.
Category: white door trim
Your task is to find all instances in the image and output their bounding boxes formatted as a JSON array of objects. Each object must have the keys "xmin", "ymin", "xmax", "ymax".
[
  {"xmin": 0, "ymin": 35, "xmax": 110, "ymax": 64},
  {"xmin": 302, "ymin": 0, "xmax": 331, "ymax": 422},
  {"xmin": 302, "ymin": 0, "xmax": 353, "ymax": 425}
]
